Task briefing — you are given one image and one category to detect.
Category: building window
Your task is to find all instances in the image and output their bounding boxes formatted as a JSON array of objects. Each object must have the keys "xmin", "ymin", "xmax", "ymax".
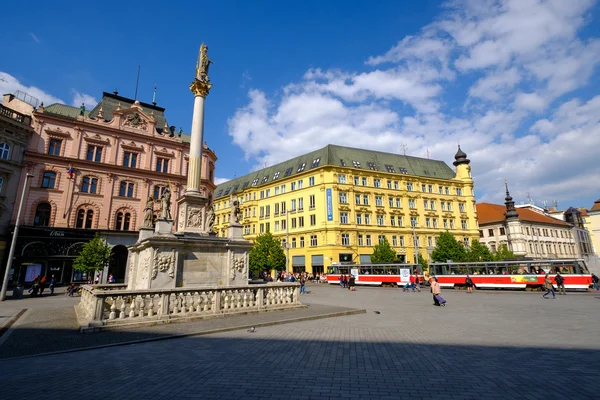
[
  {"xmin": 428, "ymin": 236, "xmax": 433, "ymax": 247},
  {"xmin": 378, "ymin": 235, "xmax": 385, "ymax": 244},
  {"xmin": 445, "ymin": 187, "xmax": 450, "ymax": 195},
  {"xmin": 408, "ymin": 199, "xmax": 416, "ymax": 209},
  {"xmin": 428, "ymin": 185, "xmax": 433, "ymax": 193},
  {"xmin": 34, "ymin": 203, "xmax": 52, "ymax": 226},
  {"xmin": 41, "ymin": 171, "xmax": 57, "ymax": 189},
  {"xmin": 299, "ymin": 237, "xmax": 305, "ymax": 248},
  {"xmin": 309, "ymin": 176, "xmax": 315, "ymax": 186},
  {"xmin": 407, "ymin": 183, "xmax": 413, "ymax": 191},
  {"xmin": 154, "ymin": 185, "xmax": 166, "ymax": 200},
  {"xmin": 392, "ymin": 236, "xmax": 398, "ymax": 246},
  {"xmin": 459, "ymin": 203, "xmax": 465, "ymax": 213},
  {"xmin": 340, "ymin": 212, "xmax": 349, "ymax": 224},
  {"xmin": 461, "ymin": 220, "xmax": 468, "ymax": 229},
  {"xmin": 448, "ymin": 202, "xmax": 453, "ymax": 212},
  {"xmin": 0, "ymin": 177, "xmax": 3, "ymax": 193},
  {"xmin": 356, "ymin": 213, "xmax": 362, "ymax": 224},
  {"xmin": 115, "ymin": 212, "xmax": 132, "ymax": 230},
  {"xmin": 365, "ymin": 214, "xmax": 371, "ymax": 225},
  {"xmin": 396, "ymin": 198, "xmax": 402, "ymax": 208},
  {"xmin": 433, "ymin": 218, "xmax": 438, "ymax": 228},
  {"xmin": 86, "ymin": 145, "xmax": 103, "ymax": 162},
  {"xmin": 338, "ymin": 174, "xmax": 346, "ymax": 184},
  {"xmin": 430, "ymin": 201, "xmax": 436, "ymax": 210},
  {"xmin": 298, "ymin": 180, "xmax": 303, "ymax": 189},
  {"xmin": 450, "ymin": 220, "xmax": 455, "ymax": 229},
  {"xmin": 457, "ymin": 188, "xmax": 463, "ymax": 196},
  {"xmin": 81, "ymin": 176, "xmax": 98, "ymax": 194},
  {"xmin": 309, "ymin": 195, "xmax": 315, "ymax": 209},
  {"xmin": 373, "ymin": 179, "xmax": 381, "ymax": 188},
  {"xmin": 297, "ymin": 163, "xmax": 306, "ymax": 173},
  {"xmin": 463, "ymin": 238, "xmax": 469, "ymax": 247},
  {"xmin": 422, "ymin": 184, "xmax": 426, "ymax": 192},
  {"xmin": 363, "ymin": 195, "xmax": 369, "ymax": 205},
  {"xmin": 366, "ymin": 235, "xmax": 372, "ymax": 246},
  {"xmin": 426, "ymin": 218, "xmax": 431, "ymax": 228},
  {"xmin": 400, "ymin": 236, "xmax": 405, "ymax": 246},
  {"xmin": 342, "ymin": 233, "xmax": 350, "ymax": 246},
  {"xmin": 390, "ymin": 216, "xmax": 396, "ymax": 226},
  {"xmin": 479, "ymin": 230, "xmax": 484, "ymax": 238},
  {"xmin": 375, "ymin": 196, "xmax": 383, "ymax": 206},
  {"xmin": 500, "ymin": 227, "xmax": 506, "ymax": 235},
  {"xmin": 362, "ymin": 177, "xmax": 368, "ymax": 186},
  {"xmin": 355, "ymin": 194, "xmax": 361, "ymax": 205},
  {"xmin": 291, "ymin": 238, "xmax": 297, "ymax": 248},
  {"xmin": 290, "ymin": 199, "xmax": 296, "ymax": 212},
  {"xmin": 410, "ymin": 216, "xmax": 418, "ymax": 227},
  {"xmin": 376, "ymin": 215, "xmax": 384, "ymax": 226},
  {"xmin": 119, "ymin": 181, "xmax": 134, "ymax": 197},
  {"xmin": 123, "ymin": 152, "xmax": 138, "ymax": 168},
  {"xmin": 48, "ymin": 139, "xmax": 62, "ymax": 156},
  {"xmin": 339, "ymin": 192, "xmax": 348, "ymax": 204},
  {"xmin": 298, "ymin": 216, "xmax": 304, "ymax": 227},
  {"xmin": 389, "ymin": 197, "xmax": 394, "ymax": 208},
  {"xmin": 76, "ymin": 208, "xmax": 94, "ymax": 229},
  {"xmin": 310, "ymin": 214, "xmax": 316, "ymax": 226},
  {"xmin": 387, "ymin": 180, "xmax": 393, "ymax": 189},
  {"xmin": 424, "ymin": 200, "xmax": 429, "ymax": 209},
  {"xmin": 358, "ymin": 234, "xmax": 364, "ymax": 246},
  {"xmin": 156, "ymin": 157, "xmax": 169, "ymax": 173},
  {"xmin": 310, "ymin": 235, "xmax": 318, "ymax": 246},
  {"xmin": 353, "ymin": 160, "xmax": 362, "ymax": 168},
  {"xmin": 0, "ymin": 143, "xmax": 9, "ymax": 160}
]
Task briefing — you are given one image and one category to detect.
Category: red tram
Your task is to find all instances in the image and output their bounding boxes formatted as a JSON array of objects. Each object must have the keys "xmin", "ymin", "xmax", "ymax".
[
  {"xmin": 326, "ymin": 263, "xmax": 424, "ymax": 286},
  {"xmin": 430, "ymin": 259, "xmax": 592, "ymax": 291}
]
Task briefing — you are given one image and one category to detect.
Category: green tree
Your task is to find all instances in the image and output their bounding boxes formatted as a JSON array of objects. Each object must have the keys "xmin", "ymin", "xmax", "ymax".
[
  {"xmin": 73, "ymin": 233, "xmax": 113, "ymax": 277},
  {"xmin": 417, "ymin": 253, "xmax": 429, "ymax": 272},
  {"xmin": 248, "ymin": 231, "xmax": 286, "ymax": 274},
  {"xmin": 466, "ymin": 239, "xmax": 495, "ymax": 262},
  {"xmin": 431, "ymin": 231, "xmax": 467, "ymax": 262},
  {"xmin": 370, "ymin": 237, "xmax": 397, "ymax": 263},
  {"xmin": 493, "ymin": 244, "xmax": 516, "ymax": 261}
]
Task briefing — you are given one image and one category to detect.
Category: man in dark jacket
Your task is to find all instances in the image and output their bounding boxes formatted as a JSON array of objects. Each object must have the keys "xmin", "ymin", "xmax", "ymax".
[{"xmin": 555, "ymin": 272, "xmax": 566, "ymax": 295}]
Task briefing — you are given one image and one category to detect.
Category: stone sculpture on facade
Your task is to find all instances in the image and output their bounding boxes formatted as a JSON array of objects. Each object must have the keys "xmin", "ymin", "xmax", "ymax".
[
  {"xmin": 205, "ymin": 204, "xmax": 215, "ymax": 232},
  {"xmin": 159, "ymin": 187, "xmax": 172, "ymax": 220},
  {"xmin": 142, "ymin": 196, "xmax": 155, "ymax": 228},
  {"xmin": 230, "ymin": 195, "xmax": 241, "ymax": 224},
  {"xmin": 152, "ymin": 248, "xmax": 175, "ymax": 279},
  {"xmin": 230, "ymin": 252, "xmax": 247, "ymax": 282}
]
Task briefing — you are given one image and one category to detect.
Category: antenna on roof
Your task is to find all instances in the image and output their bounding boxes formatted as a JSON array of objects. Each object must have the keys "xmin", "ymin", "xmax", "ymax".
[
  {"xmin": 426, "ymin": 148, "xmax": 430, "ymax": 159},
  {"xmin": 526, "ymin": 192, "xmax": 533, "ymax": 204},
  {"xmin": 400, "ymin": 144, "xmax": 408, "ymax": 155},
  {"xmin": 134, "ymin": 65, "xmax": 141, "ymax": 101},
  {"xmin": 152, "ymin": 84, "xmax": 157, "ymax": 106}
]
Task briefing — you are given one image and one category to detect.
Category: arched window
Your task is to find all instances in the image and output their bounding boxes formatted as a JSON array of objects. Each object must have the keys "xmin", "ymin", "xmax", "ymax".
[
  {"xmin": 153, "ymin": 185, "xmax": 166, "ymax": 200},
  {"xmin": 41, "ymin": 171, "xmax": 56, "ymax": 188},
  {"xmin": 0, "ymin": 143, "xmax": 9, "ymax": 160},
  {"xmin": 34, "ymin": 203, "xmax": 52, "ymax": 226},
  {"xmin": 115, "ymin": 211, "xmax": 132, "ymax": 230},
  {"xmin": 81, "ymin": 176, "xmax": 98, "ymax": 194},
  {"xmin": 76, "ymin": 208, "xmax": 94, "ymax": 229},
  {"xmin": 119, "ymin": 181, "xmax": 134, "ymax": 197}
]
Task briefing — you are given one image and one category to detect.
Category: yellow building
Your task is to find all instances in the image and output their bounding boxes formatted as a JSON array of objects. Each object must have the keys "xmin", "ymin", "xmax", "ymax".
[
  {"xmin": 213, "ymin": 144, "xmax": 479, "ymax": 274},
  {"xmin": 584, "ymin": 199, "xmax": 600, "ymax": 254}
]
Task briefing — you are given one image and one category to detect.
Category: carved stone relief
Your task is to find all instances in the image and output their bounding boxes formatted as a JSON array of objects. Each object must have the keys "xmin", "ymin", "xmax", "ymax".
[
  {"xmin": 230, "ymin": 252, "xmax": 247, "ymax": 282},
  {"xmin": 152, "ymin": 248, "xmax": 175, "ymax": 279},
  {"xmin": 187, "ymin": 207, "xmax": 203, "ymax": 228}
]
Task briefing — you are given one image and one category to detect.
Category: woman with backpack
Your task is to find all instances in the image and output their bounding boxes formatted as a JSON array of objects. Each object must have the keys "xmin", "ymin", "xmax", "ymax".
[{"xmin": 465, "ymin": 275, "xmax": 474, "ymax": 294}]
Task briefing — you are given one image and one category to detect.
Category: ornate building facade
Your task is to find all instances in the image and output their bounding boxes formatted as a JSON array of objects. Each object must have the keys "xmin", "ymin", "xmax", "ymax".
[
  {"xmin": 0, "ymin": 95, "xmax": 34, "ymax": 265},
  {"xmin": 212, "ymin": 144, "xmax": 479, "ymax": 274},
  {"xmin": 8, "ymin": 91, "xmax": 216, "ymax": 285}
]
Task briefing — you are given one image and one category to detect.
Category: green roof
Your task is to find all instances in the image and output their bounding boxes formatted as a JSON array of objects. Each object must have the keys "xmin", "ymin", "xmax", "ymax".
[
  {"xmin": 43, "ymin": 92, "xmax": 191, "ymax": 143},
  {"xmin": 214, "ymin": 144, "xmax": 456, "ymax": 199},
  {"xmin": 44, "ymin": 104, "xmax": 90, "ymax": 119}
]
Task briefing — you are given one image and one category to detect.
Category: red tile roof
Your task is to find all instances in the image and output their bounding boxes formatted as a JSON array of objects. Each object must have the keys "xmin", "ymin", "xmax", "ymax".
[
  {"xmin": 591, "ymin": 199, "xmax": 600, "ymax": 212},
  {"xmin": 476, "ymin": 203, "xmax": 571, "ymax": 226}
]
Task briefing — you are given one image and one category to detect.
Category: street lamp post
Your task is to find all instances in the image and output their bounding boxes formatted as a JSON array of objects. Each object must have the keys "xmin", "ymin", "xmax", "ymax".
[
  {"xmin": 286, "ymin": 210, "xmax": 290, "ymax": 273},
  {"xmin": 412, "ymin": 223, "xmax": 418, "ymax": 265},
  {"xmin": 1, "ymin": 173, "xmax": 34, "ymax": 301}
]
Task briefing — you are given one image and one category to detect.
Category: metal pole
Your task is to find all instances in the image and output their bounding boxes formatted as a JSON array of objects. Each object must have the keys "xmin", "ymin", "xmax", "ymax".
[
  {"xmin": 1, "ymin": 173, "xmax": 34, "ymax": 301},
  {"xmin": 286, "ymin": 210, "xmax": 290, "ymax": 273},
  {"xmin": 412, "ymin": 223, "xmax": 418, "ymax": 265}
]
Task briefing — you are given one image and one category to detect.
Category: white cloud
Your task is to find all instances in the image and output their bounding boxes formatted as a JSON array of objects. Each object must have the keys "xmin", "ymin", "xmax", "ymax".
[
  {"xmin": 0, "ymin": 71, "xmax": 63, "ymax": 106},
  {"xmin": 214, "ymin": 177, "xmax": 230, "ymax": 185},
  {"xmin": 227, "ymin": 0, "xmax": 600, "ymax": 206},
  {"xmin": 71, "ymin": 90, "xmax": 98, "ymax": 108},
  {"xmin": 29, "ymin": 32, "xmax": 40, "ymax": 43}
]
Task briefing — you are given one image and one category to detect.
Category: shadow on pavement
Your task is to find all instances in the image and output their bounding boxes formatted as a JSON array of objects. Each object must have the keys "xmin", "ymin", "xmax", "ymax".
[{"xmin": 0, "ymin": 327, "xmax": 597, "ymax": 400}]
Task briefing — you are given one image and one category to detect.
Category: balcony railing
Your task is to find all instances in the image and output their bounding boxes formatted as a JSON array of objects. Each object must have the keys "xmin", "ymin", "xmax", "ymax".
[{"xmin": 0, "ymin": 104, "xmax": 32, "ymax": 126}]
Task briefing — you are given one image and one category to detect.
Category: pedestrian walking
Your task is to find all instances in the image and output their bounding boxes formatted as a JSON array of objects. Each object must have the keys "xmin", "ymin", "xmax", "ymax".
[
  {"xmin": 409, "ymin": 274, "xmax": 416, "ymax": 292},
  {"xmin": 300, "ymin": 276, "xmax": 306, "ymax": 294},
  {"xmin": 414, "ymin": 274, "xmax": 421, "ymax": 292},
  {"xmin": 348, "ymin": 275, "xmax": 356, "ymax": 291},
  {"xmin": 555, "ymin": 272, "xmax": 566, "ymax": 295},
  {"xmin": 542, "ymin": 274, "xmax": 556, "ymax": 299},
  {"xmin": 49, "ymin": 274, "xmax": 56, "ymax": 295},
  {"xmin": 465, "ymin": 275, "xmax": 474, "ymax": 294},
  {"xmin": 592, "ymin": 273, "xmax": 599, "ymax": 291},
  {"xmin": 430, "ymin": 277, "xmax": 445, "ymax": 306}
]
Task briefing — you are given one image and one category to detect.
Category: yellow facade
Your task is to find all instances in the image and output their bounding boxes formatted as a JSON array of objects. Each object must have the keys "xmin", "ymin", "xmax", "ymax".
[{"xmin": 213, "ymin": 145, "xmax": 479, "ymax": 274}]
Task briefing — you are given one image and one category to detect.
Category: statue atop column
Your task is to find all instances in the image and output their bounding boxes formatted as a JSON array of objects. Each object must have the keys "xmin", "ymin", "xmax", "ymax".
[
  {"xmin": 195, "ymin": 43, "xmax": 213, "ymax": 83},
  {"xmin": 159, "ymin": 187, "xmax": 172, "ymax": 220},
  {"xmin": 230, "ymin": 195, "xmax": 241, "ymax": 224}
]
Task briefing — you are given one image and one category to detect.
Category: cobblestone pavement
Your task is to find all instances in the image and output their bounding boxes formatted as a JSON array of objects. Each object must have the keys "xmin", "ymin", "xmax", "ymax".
[{"xmin": 1, "ymin": 284, "xmax": 599, "ymax": 399}]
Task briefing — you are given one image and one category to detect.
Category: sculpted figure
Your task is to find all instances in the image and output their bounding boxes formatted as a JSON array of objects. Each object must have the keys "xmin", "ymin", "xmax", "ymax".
[
  {"xmin": 196, "ymin": 43, "xmax": 213, "ymax": 82},
  {"xmin": 159, "ymin": 187, "xmax": 172, "ymax": 220},
  {"xmin": 142, "ymin": 196, "xmax": 154, "ymax": 228},
  {"xmin": 205, "ymin": 204, "xmax": 215, "ymax": 232}
]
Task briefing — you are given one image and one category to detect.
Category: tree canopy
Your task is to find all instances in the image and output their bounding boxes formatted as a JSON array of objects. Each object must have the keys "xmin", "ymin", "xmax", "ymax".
[
  {"xmin": 431, "ymin": 231, "xmax": 467, "ymax": 262},
  {"xmin": 370, "ymin": 237, "xmax": 397, "ymax": 263},
  {"xmin": 493, "ymin": 243, "xmax": 516, "ymax": 261},
  {"xmin": 248, "ymin": 231, "xmax": 287, "ymax": 274},
  {"xmin": 417, "ymin": 253, "xmax": 429, "ymax": 272},
  {"xmin": 73, "ymin": 233, "xmax": 113, "ymax": 275},
  {"xmin": 465, "ymin": 239, "xmax": 495, "ymax": 262}
]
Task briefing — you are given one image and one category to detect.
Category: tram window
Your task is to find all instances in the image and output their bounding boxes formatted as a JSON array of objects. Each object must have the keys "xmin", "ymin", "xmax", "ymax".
[
  {"xmin": 327, "ymin": 266, "xmax": 336, "ymax": 274},
  {"xmin": 361, "ymin": 267, "xmax": 372, "ymax": 275},
  {"xmin": 556, "ymin": 264, "xmax": 575, "ymax": 274},
  {"xmin": 470, "ymin": 266, "xmax": 485, "ymax": 275},
  {"xmin": 373, "ymin": 266, "xmax": 385, "ymax": 275},
  {"xmin": 387, "ymin": 266, "xmax": 399, "ymax": 275},
  {"xmin": 339, "ymin": 267, "xmax": 350, "ymax": 275},
  {"xmin": 576, "ymin": 261, "xmax": 589, "ymax": 274}
]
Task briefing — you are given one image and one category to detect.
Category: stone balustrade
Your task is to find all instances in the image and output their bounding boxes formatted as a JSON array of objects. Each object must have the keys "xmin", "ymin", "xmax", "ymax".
[{"xmin": 76, "ymin": 283, "xmax": 302, "ymax": 331}]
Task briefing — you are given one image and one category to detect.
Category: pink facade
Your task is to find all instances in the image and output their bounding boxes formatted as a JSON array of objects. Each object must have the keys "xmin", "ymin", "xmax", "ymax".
[{"xmin": 13, "ymin": 93, "xmax": 216, "ymax": 233}]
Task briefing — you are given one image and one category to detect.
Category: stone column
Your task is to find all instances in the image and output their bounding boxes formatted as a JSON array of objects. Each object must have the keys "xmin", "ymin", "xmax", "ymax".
[{"xmin": 186, "ymin": 94, "xmax": 206, "ymax": 195}]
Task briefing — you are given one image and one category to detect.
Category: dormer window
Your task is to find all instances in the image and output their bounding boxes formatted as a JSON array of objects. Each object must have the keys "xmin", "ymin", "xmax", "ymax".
[
  {"xmin": 297, "ymin": 163, "xmax": 306, "ymax": 173},
  {"xmin": 311, "ymin": 158, "xmax": 320, "ymax": 168},
  {"xmin": 352, "ymin": 160, "xmax": 361, "ymax": 168}
]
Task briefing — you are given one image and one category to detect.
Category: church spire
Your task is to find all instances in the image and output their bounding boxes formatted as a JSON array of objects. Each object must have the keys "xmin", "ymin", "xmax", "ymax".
[{"xmin": 504, "ymin": 180, "xmax": 519, "ymax": 220}]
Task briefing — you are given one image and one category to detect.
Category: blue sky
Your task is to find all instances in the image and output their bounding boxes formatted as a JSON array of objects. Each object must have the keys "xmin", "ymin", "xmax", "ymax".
[{"xmin": 1, "ymin": 0, "xmax": 599, "ymax": 210}]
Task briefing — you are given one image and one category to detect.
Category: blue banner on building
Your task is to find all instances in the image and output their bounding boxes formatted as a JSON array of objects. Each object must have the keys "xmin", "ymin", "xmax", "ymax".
[{"xmin": 326, "ymin": 188, "xmax": 333, "ymax": 221}]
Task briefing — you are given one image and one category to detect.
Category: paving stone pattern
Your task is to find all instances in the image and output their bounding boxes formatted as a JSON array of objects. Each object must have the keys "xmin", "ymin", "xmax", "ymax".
[{"xmin": 1, "ymin": 284, "xmax": 599, "ymax": 399}]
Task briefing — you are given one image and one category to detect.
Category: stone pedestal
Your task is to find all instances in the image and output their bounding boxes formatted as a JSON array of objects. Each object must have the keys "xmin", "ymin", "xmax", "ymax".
[
  {"xmin": 138, "ymin": 227, "xmax": 154, "ymax": 242},
  {"xmin": 177, "ymin": 193, "xmax": 209, "ymax": 235},
  {"xmin": 228, "ymin": 223, "xmax": 243, "ymax": 240},
  {"xmin": 155, "ymin": 219, "xmax": 174, "ymax": 235}
]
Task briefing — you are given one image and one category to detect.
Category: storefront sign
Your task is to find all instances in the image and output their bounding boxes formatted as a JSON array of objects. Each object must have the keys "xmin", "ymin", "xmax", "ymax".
[
  {"xmin": 326, "ymin": 188, "xmax": 333, "ymax": 221},
  {"xmin": 50, "ymin": 230, "xmax": 65, "ymax": 237}
]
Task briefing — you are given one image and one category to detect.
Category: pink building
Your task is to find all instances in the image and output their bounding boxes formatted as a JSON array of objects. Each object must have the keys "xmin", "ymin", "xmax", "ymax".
[{"xmin": 11, "ymin": 91, "xmax": 216, "ymax": 285}]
